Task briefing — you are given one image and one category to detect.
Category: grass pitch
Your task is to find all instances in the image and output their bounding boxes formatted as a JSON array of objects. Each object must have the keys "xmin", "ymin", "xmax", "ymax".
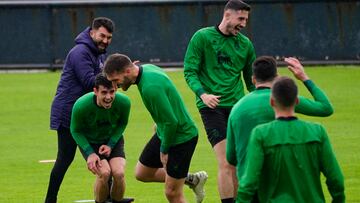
[{"xmin": 0, "ymin": 66, "xmax": 359, "ymax": 202}]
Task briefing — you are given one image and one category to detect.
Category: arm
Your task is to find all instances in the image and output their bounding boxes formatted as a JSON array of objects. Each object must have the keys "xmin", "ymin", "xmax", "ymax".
[
  {"xmin": 143, "ymin": 86, "xmax": 178, "ymax": 153},
  {"xmin": 70, "ymin": 102, "xmax": 94, "ymax": 158},
  {"xmin": 226, "ymin": 118, "xmax": 237, "ymax": 166},
  {"xmin": 184, "ymin": 31, "xmax": 206, "ymax": 97},
  {"xmin": 296, "ymin": 80, "xmax": 334, "ymax": 116},
  {"xmin": 237, "ymin": 128, "xmax": 264, "ymax": 202},
  {"xmin": 319, "ymin": 126, "xmax": 345, "ymax": 202},
  {"xmin": 285, "ymin": 57, "xmax": 333, "ymax": 116},
  {"xmin": 242, "ymin": 42, "xmax": 256, "ymax": 92},
  {"xmin": 107, "ymin": 96, "xmax": 131, "ymax": 148},
  {"xmin": 184, "ymin": 32, "xmax": 221, "ymax": 108},
  {"xmin": 71, "ymin": 48, "xmax": 99, "ymax": 91}
]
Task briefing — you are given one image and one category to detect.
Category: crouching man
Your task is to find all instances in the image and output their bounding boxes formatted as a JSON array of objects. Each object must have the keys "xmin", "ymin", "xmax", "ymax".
[{"xmin": 71, "ymin": 73, "xmax": 134, "ymax": 203}]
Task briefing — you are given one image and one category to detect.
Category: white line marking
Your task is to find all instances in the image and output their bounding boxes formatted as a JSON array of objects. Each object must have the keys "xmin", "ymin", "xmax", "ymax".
[
  {"xmin": 73, "ymin": 200, "xmax": 94, "ymax": 203},
  {"xmin": 39, "ymin": 159, "xmax": 56, "ymax": 163}
]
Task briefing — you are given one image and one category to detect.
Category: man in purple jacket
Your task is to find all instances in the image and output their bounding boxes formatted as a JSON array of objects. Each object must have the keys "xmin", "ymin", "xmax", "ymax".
[{"xmin": 45, "ymin": 17, "xmax": 114, "ymax": 203}]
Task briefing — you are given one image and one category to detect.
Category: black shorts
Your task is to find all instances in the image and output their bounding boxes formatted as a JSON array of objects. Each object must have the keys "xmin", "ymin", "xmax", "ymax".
[
  {"xmin": 139, "ymin": 134, "xmax": 198, "ymax": 179},
  {"xmin": 199, "ymin": 107, "xmax": 232, "ymax": 147},
  {"xmin": 80, "ymin": 137, "xmax": 125, "ymax": 161}
]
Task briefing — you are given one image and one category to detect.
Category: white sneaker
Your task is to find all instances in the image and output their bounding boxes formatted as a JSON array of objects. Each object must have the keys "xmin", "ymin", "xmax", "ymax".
[{"xmin": 190, "ymin": 171, "xmax": 208, "ymax": 203}]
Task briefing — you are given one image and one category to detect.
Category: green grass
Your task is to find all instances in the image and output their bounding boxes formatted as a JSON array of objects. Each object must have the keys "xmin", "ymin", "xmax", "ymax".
[{"xmin": 0, "ymin": 66, "xmax": 359, "ymax": 202}]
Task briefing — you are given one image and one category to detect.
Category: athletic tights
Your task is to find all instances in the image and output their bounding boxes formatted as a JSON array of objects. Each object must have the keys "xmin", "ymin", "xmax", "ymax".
[{"xmin": 44, "ymin": 126, "xmax": 77, "ymax": 203}]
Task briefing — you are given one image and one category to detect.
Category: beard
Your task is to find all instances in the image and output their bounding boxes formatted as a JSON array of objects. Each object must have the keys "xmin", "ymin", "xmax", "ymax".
[
  {"xmin": 120, "ymin": 83, "xmax": 131, "ymax": 91},
  {"xmin": 93, "ymin": 40, "xmax": 108, "ymax": 53},
  {"xmin": 226, "ymin": 23, "xmax": 242, "ymax": 36},
  {"xmin": 117, "ymin": 76, "xmax": 132, "ymax": 91}
]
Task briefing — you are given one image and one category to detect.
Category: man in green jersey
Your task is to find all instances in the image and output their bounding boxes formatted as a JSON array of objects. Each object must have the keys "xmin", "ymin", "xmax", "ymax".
[
  {"xmin": 104, "ymin": 53, "xmax": 207, "ymax": 203},
  {"xmin": 71, "ymin": 73, "xmax": 133, "ymax": 203},
  {"xmin": 226, "ymin": 56, "xmax": 334, "ymax": 201},
  {"xmin": 184, "ymin": 1, "xmax": 255, "ymax": 202},
  {"xmin": 236, "ymin": 76, "xmax": 345, "ymax": 202}
]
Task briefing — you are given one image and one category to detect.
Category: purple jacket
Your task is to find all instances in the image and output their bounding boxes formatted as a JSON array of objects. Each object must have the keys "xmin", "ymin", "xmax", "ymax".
[{"xmin": 50, "ymin": 27, "xmax": 106, "ymax": 130}]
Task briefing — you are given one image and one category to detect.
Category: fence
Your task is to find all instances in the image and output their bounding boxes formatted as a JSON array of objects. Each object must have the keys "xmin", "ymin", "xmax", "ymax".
[{"xmin": 0, "ymin": 0, "xmax": 359, "ymax": 69}]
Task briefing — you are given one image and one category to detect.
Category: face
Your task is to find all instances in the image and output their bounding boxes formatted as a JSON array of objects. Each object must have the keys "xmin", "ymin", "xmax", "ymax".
[
  {"xmin": 94, "ymin": 85, "xmax": 115, "ymax": 109},
  {"xmin": 225, "ymin": 9, "xmax": 249, "ymax": 36},
  {"xmin": 107, "ymin": 69, "xmax": 132, "ymax": 91},
  {"xmin": 90, "ymin": 26, "xmax": 113, "ymax": 52}
]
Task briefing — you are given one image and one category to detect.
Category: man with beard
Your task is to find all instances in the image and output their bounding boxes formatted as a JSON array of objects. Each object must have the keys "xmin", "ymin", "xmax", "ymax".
[
  {"xmin": 104, "ymin": 53, "xmax": 208, "ymax": 203},
  {"xmin": 45, "ymin": 17, "xmax": 115, "ymax": 203},
  {"xmin": 71, "ymin": 73, "xmax": 133, "ymax": 203},
  {"xmin": 183, "ymin": 0, "xmax": 255, "ymax": 202}
]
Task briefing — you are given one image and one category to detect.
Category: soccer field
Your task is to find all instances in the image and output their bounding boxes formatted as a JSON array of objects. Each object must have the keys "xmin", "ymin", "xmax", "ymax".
[{"xmin": 0, "ymin": 66, "xmax": 359, "ymax": 202}]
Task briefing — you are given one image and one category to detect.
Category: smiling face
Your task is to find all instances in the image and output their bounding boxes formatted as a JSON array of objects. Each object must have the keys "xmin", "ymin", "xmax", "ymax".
[
  {"xmin": 90, "ymin": 26, "xmax": 113, "ymax": 52},
  {"xmin": 224, "ymin": 9, "xmax": 249, "ymax": 36},
  {"xmin": 94, "ymin": 85, "xmax": 115, "ymax": 109}
]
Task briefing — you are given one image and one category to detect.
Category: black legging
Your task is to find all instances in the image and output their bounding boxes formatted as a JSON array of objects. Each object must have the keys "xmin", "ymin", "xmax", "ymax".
[{"xmin": 44, "ymin": 126, "xmax": 77, "ymax": 203}]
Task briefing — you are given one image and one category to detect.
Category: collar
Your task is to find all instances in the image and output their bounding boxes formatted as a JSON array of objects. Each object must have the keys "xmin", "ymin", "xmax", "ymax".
[
  {"xmin": 135, "ymin": 65, "xmax": 143, "ymax": 85},
  {"xmin": 256, "ymin": 86, "xmax": 271, "ymax": 90},
  {"xmin": 215, "ymin": 25, "xmax": 233, "ymax": 37},
  {"xmin": 277, "ymin": 116, "xmax": 297, "ymax": 121}
]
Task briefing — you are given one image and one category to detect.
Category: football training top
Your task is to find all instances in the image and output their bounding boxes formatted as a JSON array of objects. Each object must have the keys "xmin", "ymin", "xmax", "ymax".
[
  {"xmin": 227, "ymin": 80, "xmax": 334, "ymax": 179},
  {"xmin": 184, "ymin": 26, "xmax": 256, "ymax": 109},
  {"xmin": 70, "ymin": 92, "xmax": 130, "ymax": 157},
  {"xmin": 237, "ymin": 117, "xmax": 345, "ymax": 203},
  {"xmin": 136, "ymin": 64, "xmax": 198, "ymax": 153}
]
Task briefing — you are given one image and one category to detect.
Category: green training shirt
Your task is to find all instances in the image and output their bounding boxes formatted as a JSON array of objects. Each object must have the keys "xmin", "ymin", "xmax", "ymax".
[
  {"xmin": 70, "ymin": 92, "xmax": 130, "ymax": 157},
  {"xmin": 237, "ymin": 118, "xmax": 345, "ymax": 203},
  {"xmin": 227, "ymin": 80, "xmax": 334, "ymax": 179},
  {"xmin": 184, "ymin": 26, "xmax": 256, "ymax": 109},
  {"xmin": 136, "ymin": 64, "xmax": 198, "ymax": 153}
]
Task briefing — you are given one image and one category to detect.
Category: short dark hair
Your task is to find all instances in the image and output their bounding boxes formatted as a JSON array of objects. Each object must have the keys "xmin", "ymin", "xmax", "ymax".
[
  {"xmin": 95, "ymin": 72, "xmax": 113, "ymax": 89},
  {"xmin": 92, "ymin": 17, "xmax": 115, "ymax": 33},
  {"xmin": 272, "ymin": 76, "xmax": 298, "ymax": 108},
  {"xmin": 225, "ymin": 0, "xmax": 251, "ymax": 11},
  {"xmin": 252, "ymin": 56, "xmax": 277, "ymax": 83},
  {"xmin": 104, "ymin": 53, "xmax": 132, "ymax": 75}
]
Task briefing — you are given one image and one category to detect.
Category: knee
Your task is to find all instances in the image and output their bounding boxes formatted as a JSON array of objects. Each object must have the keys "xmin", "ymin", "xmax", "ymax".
[
  {"xmin": 219, "ymin": 160, "xmax": 235, "ymax": 175},
  {"xmin": 165, "ymin": 186, "xmax": 181, "ymax": 201},
  {"xmin": 56, "ymin": 151, "xmax": 76, "ymax": 166},
  {"xmin": 53, "ymin": 157, "xmax": 74, "ymax": 169},
  {"xmin": 98, "ymin": 168, "xmax": 111, "ymax": 181},
  {"xmin": 134, "ymin": 169, "xmax": 146, "ymax": 182},
  {"xmin": 112, "ymin": 169, "xmax": 125, "ymax": 182},
  {"xmin": 134, "ymin": 164, "xmax": 147, "ymax": 182}
]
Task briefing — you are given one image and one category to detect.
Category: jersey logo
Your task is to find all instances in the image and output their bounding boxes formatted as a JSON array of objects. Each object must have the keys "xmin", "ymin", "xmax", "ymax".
[
  {"xmin": 96, "ymin": 120, "xmax": 111, "ymax": 128},
  {"xmin": 217, "ymin": 51, "xmax": 233, "ymax": 67}
]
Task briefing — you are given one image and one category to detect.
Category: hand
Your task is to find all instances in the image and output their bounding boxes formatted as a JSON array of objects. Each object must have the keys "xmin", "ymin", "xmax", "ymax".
[
  {"xmin": 87, "ymin": 153, "xmax": 101, "ymax": 175},
  {"xmin": 160, "ymin": 152, "xmax": 168, "ymax": 169},
  {"xmin": 200, "ymin": 93, "xmax": 221, "ymax": 109},
  {"xmin": 284, "ymin": 57, "xmax": 309, "ymax": 81},
  {"xmin": 99, "ymin": 145, "xmax": 111, "ymax": 157}
]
